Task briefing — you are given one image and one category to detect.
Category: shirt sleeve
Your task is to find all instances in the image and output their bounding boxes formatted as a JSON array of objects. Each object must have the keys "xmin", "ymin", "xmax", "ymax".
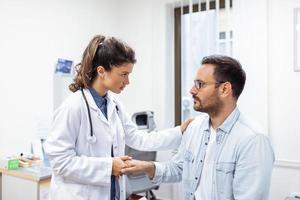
[
  {"xmin": 150, "ymin": 131, "xmax": 191, "ymax": 185},
  {"xmin": 233, "ymin": 134, "xmax": 275, "ymax": 199},
  {"xmin": 117, "ymin": 101, "xmax": 182, "ymax": 151}
]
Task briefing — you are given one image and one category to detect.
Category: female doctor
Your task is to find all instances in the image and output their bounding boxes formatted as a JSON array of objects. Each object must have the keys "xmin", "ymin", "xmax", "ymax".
[{"xmin": 45, "ymin": 35, "xmax": 192, "ymax": 200}]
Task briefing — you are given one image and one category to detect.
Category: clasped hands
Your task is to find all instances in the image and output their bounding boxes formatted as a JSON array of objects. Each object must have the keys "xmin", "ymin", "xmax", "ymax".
[
  {"xmin": 112, "ymin": 156, "xmax": 155, "ymax": 178},
  {"xmin": 112, "ymin": 118, "xmax": 194, "ymax": 178}
]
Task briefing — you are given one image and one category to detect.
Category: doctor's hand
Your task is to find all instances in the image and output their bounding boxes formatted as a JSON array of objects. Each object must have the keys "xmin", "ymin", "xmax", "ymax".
[
  {"xmin": 121, "ymin": 159, "xmax": 156, "ymax": 179},
  {"xmin": 180, "ymin": 118, "xmax": 194, "ymax": 133},
  {"xmin": 112, "ymin": 155, "xmax": 132, "ymax": 177}
]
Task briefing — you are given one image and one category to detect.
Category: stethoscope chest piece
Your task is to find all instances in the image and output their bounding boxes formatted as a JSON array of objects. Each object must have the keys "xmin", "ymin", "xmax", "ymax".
[{"xmin": 87, "ymin": 135, "xmax": 97, "ymax": 144}]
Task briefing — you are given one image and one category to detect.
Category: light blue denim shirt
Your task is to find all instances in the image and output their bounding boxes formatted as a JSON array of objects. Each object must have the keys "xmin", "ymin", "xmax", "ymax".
[{"xmin": 152, "ymin": 107, "xmax": 275, "ymax": 200}]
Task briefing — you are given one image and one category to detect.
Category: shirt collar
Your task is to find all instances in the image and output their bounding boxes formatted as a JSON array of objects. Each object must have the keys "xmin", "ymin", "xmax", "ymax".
[
  {"xmin": 88, "ymin": 88, "xmax": 107, "ymax": 107},
  {"xmin": 218, "ymin": 107, "xmax": 240, "ymax": 133},
  {"xmin": 202, "ymin": 107, "xmax": 240, "ymax": 134}
]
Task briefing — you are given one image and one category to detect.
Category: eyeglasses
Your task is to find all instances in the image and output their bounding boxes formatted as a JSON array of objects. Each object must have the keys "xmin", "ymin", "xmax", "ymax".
[{"xmin": 193, "ymin": 80, "xmax": 225, "ymax": 89}]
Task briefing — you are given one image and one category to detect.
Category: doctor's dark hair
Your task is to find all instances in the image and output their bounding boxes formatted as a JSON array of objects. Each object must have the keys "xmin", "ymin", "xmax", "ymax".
[
  {"xmin": 201, "ymin": 55, "xmax": 246, "ymax": 100},
  {"xmin": 69, "ymin": 35, "xmax": 136, "ymax": 92}
]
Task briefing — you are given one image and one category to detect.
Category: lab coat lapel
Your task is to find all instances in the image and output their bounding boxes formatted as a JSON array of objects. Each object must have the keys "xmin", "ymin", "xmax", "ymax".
[{"xmin": 106, "ymin": 92, "xmax": 118, "ymax": 122}]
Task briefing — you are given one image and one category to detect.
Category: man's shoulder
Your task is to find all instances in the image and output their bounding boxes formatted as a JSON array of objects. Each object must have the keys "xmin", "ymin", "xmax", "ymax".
[
  {"xmin": 183, "ymin": 113, "xmax": 208, "ymax": 140},
  {"xmin": 236, "ymin": 113, "xmax": 265, "ymax": 135},
  {"xmin": 225, "ymin": 112, "xmax": 273, "ymax": 161},
  {"xmin": 231, "ymin": 112, "xmax": 269, "ymax": 144}
]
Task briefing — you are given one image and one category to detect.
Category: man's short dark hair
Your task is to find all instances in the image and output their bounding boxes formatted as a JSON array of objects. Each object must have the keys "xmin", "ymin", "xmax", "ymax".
[{"xmin": 201, "ymin": 55, "xmax": 246, "ymax": 100}]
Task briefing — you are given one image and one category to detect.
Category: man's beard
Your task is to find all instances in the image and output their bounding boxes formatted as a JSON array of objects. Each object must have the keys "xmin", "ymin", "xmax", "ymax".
[{"xmin": 193, "ymin": 94, "xmax": 223, "ymax": 117}]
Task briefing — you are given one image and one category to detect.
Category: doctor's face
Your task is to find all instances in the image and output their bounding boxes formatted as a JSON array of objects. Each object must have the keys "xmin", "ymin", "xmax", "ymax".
[
  {"xmin": 103, "ymin": 63, "xmax": 133, "ymax": 94},
  {"xmin": 190, "ymin": 64, "xmax": 224, "ymax": 116}
]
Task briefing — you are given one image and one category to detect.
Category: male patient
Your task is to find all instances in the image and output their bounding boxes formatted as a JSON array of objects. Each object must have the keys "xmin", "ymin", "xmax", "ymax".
[{"xmin": 122, "ymin": 55, "xmax": 275, "ymax": 200}]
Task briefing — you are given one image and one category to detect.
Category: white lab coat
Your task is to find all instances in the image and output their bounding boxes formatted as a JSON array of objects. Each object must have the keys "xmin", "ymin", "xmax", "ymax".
[{"xmin": 45, "ymin": 89, "xmax": 182, "ymax": 200}]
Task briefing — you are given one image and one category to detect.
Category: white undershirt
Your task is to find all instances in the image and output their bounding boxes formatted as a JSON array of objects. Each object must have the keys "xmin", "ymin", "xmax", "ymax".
[{"xmin": 195, "ymin": 126, "xmax": 217, "ymax": 200}]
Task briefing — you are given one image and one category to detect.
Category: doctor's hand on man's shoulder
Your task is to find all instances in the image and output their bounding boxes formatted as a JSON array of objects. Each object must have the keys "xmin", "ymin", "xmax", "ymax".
[
  {"xmin": 180, "ymin": 118, "xmax": 194, "ymax": 134},
  {"xmin": 112, "ymin": 155, "xmax": 132, "ymax": 177}
]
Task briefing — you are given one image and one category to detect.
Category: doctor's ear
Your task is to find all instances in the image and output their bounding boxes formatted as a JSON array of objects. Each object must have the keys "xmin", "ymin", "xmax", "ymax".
[{"xmin": 96, "ymin": 66, "xmax": 106, "ymax": 78}]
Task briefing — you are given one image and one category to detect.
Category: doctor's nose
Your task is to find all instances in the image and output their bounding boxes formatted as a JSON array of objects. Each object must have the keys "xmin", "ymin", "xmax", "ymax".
[{"xmin": 125, "ymin": 76, "xmax": 130, "ymax": 85}]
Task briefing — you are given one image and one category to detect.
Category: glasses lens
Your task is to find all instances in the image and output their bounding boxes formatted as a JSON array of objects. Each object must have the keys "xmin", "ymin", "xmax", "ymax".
[{"xmin": 194, "ymin": 80, "xmax": 203, "ymax": 89}]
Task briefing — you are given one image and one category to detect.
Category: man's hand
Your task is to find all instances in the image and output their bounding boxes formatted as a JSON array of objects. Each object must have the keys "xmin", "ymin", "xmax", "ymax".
[
  {"xmin": 112, "ymin": 155, "xmax": 132, "ymax": 176},
  {"xmin": 121, "ymin": 159, "xmax": 156, "ymax": 179},
  {"xmin": 180, "ymin": 118, "xmax": 194, "ymax": 133}
]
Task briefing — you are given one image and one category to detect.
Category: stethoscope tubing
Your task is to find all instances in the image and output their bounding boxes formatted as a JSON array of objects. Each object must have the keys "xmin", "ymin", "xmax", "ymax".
[{"xmin": 81, "ymin": 89, "xmax": 94, "ymax": 137}]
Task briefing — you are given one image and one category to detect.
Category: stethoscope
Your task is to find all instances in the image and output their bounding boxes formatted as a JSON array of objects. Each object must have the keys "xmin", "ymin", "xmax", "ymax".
[
  {"xmin": 81, "ymin": 89, "xmax": 96, "ymax": 144},
  {"xmin": 80, "ymin": 88, "xmax": 120, "ymax": 144}
]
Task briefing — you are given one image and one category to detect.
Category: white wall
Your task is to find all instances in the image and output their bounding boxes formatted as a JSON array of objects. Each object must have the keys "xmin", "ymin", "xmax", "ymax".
[
  {"xmin": 0, "ymin": 0, "xmax": 119, "ymax": 156},
  {"xmin": 268, "ymin": 0, "xmax": 300, "ymax": 198},
  {"xmin": 115, "ymin": 0, "xmax": 177, "ymax": 130},
  {"xmin": 268, "ymin": 0, "xmax": 300, "ymax": 162},
  {"xmin": 233, "ymin": 0, "xmax": 269, "ymax": 134}
]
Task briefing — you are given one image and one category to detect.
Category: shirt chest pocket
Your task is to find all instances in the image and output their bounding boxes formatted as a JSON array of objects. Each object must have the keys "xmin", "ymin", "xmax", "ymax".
[{"xmin": 216, "ymin": 162, "xmax": 235, "ymax": 198}]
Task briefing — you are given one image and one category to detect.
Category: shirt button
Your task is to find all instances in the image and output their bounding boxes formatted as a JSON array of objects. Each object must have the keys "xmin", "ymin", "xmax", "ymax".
[
  {"xmin": 195, "ymin": 177, "xmax": 198, "ymax": 180},
  {"xmin": 200, "ymin": 160, "xmax": 203, "ymax": 163},
  {"xmin": 205, "ymin": 142, "xmax": 208, "ymax": 145}
]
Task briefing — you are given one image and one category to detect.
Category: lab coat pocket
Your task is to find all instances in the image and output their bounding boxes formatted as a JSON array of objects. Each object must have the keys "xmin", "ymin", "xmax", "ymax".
[
  {"xmin": 216, "ymin": 162, "xmax": 235, "ymax": 198},
  {"xmin": 59, "ymin": 179, "xmax": 88, "ymax": 200}
]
